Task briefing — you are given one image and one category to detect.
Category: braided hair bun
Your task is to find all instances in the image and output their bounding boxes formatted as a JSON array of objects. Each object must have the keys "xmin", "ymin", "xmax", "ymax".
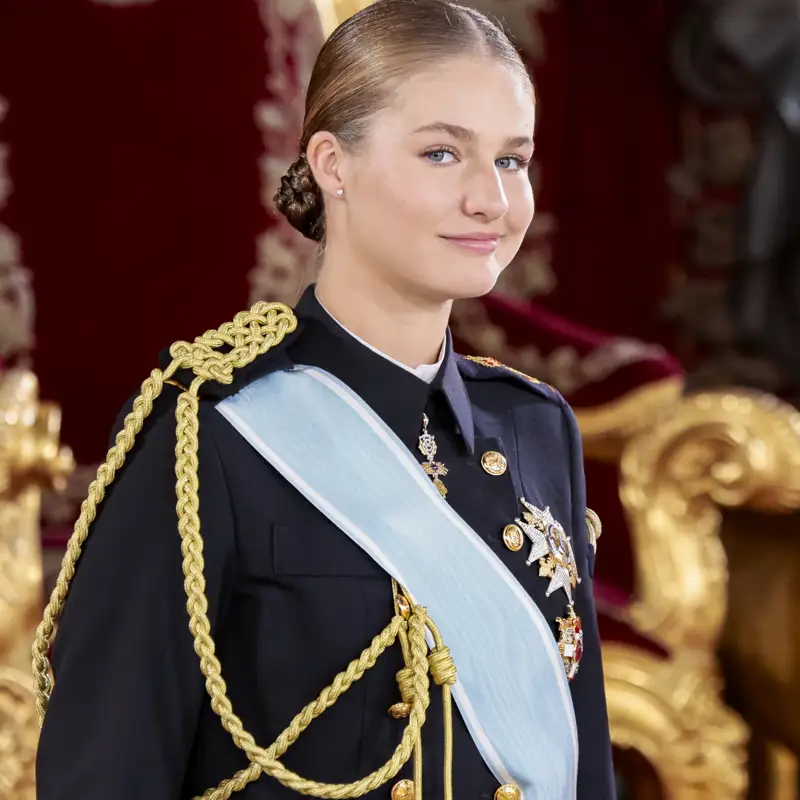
[{"xmin": 273, "ymin": 153, "xmax": 325, "ymax": 242}]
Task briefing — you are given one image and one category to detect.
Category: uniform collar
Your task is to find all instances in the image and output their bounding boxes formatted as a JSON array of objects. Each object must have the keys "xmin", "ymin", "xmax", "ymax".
[
  {"xmin": 290, "ymin": 284, "xmax": 475, "ymax": 455},
  {"xmin": 431, "ymin": 339, "xmax": 475, "ymax": 455},
  {"xmin": 314, "ymin": 290, "xmax": 447, "ymax": 383}
]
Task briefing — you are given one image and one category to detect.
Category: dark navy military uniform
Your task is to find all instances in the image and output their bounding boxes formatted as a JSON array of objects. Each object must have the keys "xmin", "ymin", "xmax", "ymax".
[{"xmin": 36, "ymin": 286, "xmax": 615, "ymax": 799}]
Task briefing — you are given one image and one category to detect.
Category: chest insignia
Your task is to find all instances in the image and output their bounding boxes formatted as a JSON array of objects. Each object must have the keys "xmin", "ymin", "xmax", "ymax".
[{"xmin": 509, "ymin": 497, "xmax": 584, "ymax": 681}]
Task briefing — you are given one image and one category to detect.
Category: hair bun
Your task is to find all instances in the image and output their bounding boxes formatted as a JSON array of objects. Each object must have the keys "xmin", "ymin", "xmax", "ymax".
[{"xmin": 273, "ymin": 153, "xmax": 325, "ymax": 242}]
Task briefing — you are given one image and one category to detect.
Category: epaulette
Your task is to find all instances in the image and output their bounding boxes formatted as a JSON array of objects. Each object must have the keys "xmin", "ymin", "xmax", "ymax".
[
  {"xmin": 458, "ymin": 355, "xmax": 562, "ymax": 404},
  {"xmin": 156, "ymin": 316, "xmax": 303, "ymax": 402}
]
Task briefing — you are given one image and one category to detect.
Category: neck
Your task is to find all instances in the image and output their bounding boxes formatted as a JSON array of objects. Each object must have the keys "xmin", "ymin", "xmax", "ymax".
[{"xmin": 314, "ymin": 265, "xmax": 451, "ymax": 369}]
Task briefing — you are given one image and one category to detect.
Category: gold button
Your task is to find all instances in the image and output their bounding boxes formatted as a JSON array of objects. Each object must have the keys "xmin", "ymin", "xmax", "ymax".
[
  {"xmin": 481, "ymin": 450, "xmax": 507, "ymax": 476},
  {"xmin": 502, "ymin": 523, "xmax": 524, "ymax": 552},
  {"xmin": 495, "ymin": 785, "xmax": 521, "ymax": 800},
  {"xmin": 391, "ymin": 779, "xmax": 415, "ymax": 800}
]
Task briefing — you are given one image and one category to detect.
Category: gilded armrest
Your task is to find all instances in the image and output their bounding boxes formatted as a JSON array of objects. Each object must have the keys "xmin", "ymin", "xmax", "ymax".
[
  {"xmin": 621, "ymin": 390, "xmax": 800, "ymax": 654},
  {"xmin": 574, "ymin": 386, "xmax": 800, "ymax": 798},
  {"xmin": 575, "ymin": 376, "xmax": 684, "ymax": 462}
]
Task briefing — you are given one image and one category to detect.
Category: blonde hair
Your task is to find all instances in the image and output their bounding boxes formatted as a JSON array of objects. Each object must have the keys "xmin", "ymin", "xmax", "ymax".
[{"xmin": 273, "ymin": 0, "xmax": 530, "ymax": 241}]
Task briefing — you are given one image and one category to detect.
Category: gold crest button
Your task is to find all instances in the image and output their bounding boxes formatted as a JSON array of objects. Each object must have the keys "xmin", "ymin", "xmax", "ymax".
[
  {"xmin": 502, "ymin": 523, "xmax": 524, "ymax": 552},
  {"xmin": 391, "ymin": 779, "xmax": 415, "ymax": 800},
  {"xmin": 481, "ymin": 450, "xmax": 507, "ymax": 476},
  {"xmin": 495, "ymin": 784, "xmax": 521, "ymax": 800}
]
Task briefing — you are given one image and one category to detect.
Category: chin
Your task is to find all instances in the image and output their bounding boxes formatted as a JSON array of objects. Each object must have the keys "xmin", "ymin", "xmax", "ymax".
[{"xmin": 443, "ymin": 257, "xmax": 504, "ymax": 301}]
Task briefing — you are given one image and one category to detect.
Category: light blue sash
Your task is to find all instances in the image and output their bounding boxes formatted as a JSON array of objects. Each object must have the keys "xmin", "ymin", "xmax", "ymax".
[{"xmin": 217, "ymin": 365, "xmax": 578, "ymax": 798}]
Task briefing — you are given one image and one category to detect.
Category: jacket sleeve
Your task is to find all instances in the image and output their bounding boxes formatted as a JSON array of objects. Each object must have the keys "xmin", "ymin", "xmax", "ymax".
[
  {"xmin": 35, "ymin": 394, "xmax": 237, "ymax": 800},
  {"xmin": 559, "ymin": 397, "xmax": 617, "ymax": 799}
]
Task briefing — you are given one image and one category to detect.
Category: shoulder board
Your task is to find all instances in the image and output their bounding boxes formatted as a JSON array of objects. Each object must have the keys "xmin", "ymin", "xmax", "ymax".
[{"xmin": 457, "ymin": 355, "xmax": 562, "ymax": 404}]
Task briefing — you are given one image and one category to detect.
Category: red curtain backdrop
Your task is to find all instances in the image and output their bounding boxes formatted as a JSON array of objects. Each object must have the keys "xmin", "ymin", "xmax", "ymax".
[
  {"xmin": 0, "ymin": 0, "xmax": 681, "ymax": 467},
  {"xmin": 0, "ymin": 0, "xmax": 319, "ymax": 464},
  {"xmin": 517, "ymin": 0, "xmax": 681, "ymax": 345}
]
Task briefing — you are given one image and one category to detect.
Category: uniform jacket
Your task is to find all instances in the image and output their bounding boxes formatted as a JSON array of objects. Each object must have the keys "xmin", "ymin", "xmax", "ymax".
[{"xmin": 36, "ymin": 286, "xmax": 615, "ymax": 799}]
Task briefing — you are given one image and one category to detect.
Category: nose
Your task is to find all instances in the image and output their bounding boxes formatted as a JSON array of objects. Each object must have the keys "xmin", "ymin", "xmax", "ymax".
[{"xmin": 462, "ymin": 163, "xmax": 509, "ymax": 222}]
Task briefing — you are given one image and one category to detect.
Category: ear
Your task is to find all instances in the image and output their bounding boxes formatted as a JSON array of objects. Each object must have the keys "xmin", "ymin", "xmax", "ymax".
[{"xmin": 306, "ymin": 131, "xmax": 346, "ymax": 199}]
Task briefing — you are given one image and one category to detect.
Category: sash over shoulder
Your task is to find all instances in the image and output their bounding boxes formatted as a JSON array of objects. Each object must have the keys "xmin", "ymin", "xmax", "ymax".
[{"xmin": 218, "ymin": 365, "xmax": 579, "ymax": 799}]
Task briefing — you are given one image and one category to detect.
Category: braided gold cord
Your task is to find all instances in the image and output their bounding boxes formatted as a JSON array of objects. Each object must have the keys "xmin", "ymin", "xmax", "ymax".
[
  {"xmin": 33, "ymin": 302, "xmax": 297, "ymax": 724},
  {"xmin": 31, "ymin": 301, "xmax": 458, "ymax": 799},
  {"xmin": 199, "ymin": 610, "xmax": 431, "ymax": 800},
  {"xmin": 31, "ymin": 365, "xmax": 174, "ymax": 721},
  {"xmin": 425, "ymin": 618, "xmax": 456, "ymax": 800}
]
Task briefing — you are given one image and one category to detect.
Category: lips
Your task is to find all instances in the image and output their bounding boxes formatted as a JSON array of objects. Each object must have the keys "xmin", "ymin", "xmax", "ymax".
[{"xmin": 441, "ymin": 234, "xmax": 501, "ymax": 254}]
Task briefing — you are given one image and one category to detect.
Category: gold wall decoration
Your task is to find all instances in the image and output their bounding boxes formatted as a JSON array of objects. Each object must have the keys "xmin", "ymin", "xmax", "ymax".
[
  {"xmin": 0, "ymin": 95, "xmax": 35, "ymax": 362},
  {"xmin": 247, "ymin": 0, "xmax": 323, "ymax": 307}
]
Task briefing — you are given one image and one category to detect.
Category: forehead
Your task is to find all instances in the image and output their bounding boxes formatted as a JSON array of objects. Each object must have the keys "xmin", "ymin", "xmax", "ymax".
[{"xmin": 380, "ymin": 57, "xmax": 535, "ymax": 139}]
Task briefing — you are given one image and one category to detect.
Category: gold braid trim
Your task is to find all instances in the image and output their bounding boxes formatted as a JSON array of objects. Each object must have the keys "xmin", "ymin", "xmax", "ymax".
[
  {"xmin": 462, "ymin": 354, "xmax": 555, "ymax": 390},
  {"xmin": 31, "ymin": 302, "xmax": 456, "ymax": 799}
]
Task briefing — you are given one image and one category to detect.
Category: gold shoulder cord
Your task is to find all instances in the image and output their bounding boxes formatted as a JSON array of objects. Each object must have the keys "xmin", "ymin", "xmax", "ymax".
[{"xmin": 31, "ymin": 303, "xmax": 456, "ymax": 800}]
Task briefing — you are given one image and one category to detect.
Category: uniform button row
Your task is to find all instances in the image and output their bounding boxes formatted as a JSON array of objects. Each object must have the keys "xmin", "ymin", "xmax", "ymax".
[{"xmin": 390, "ymin": 780, "xmax": 521, "ymax": 799}]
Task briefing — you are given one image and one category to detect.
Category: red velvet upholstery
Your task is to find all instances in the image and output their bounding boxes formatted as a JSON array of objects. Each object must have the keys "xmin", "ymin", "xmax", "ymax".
[{"xmin": 458, "ymin": 292, "xmax": 682, "ymax": 407}]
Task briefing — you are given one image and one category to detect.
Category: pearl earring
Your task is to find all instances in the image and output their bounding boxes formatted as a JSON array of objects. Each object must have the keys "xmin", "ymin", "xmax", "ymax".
[{"xmin": 336, "ymin": 188, "xmax": 344, "ymax": 197}]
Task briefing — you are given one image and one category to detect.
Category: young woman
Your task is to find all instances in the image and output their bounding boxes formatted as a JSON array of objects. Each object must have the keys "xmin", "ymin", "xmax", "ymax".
[{"xmin": 34, "ymin": 1, "xmax": 614, "ymax": 798}]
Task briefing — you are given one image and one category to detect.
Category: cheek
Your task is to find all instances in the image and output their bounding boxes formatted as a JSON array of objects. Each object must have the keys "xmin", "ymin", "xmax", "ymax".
[
  {"xmin": 361, "ymin": 164, "xmax": 450, "ymax": 235},
  {"xmin": 507, "ymin": 179, "xmax": 535, "ymax": 234}
]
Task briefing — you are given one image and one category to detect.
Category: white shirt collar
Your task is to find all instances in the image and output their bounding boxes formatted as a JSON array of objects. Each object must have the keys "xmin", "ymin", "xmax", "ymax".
[{"xmin": 315, "ymin": 293, "xmax": 446, "ymax": 384}]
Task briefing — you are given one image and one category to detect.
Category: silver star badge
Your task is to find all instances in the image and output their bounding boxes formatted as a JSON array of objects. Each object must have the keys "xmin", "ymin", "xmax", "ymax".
[
  {"xmin": 514, "ymin": 503, "xmax": 550, "ymax": 566},
  {"xmin": 515, "ymin": 497, "xmax": 580, "ymax": 604},
  {"xmin": 542, "ymin": 562, "xmax": 574, "ymax": 603}
]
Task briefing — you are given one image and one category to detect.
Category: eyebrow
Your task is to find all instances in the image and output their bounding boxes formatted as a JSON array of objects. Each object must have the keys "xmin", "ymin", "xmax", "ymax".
[{"xmin": 410, "ymin": 122, "xmax": 533, "ymax": 150}]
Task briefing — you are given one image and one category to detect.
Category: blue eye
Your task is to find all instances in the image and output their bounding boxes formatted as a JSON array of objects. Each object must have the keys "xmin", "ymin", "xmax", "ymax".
[
  {"xmin": 424, "ymin": 149, "xmax": 457, "ymax": 164},
  {"xmin": 496, "ymin": 155, "xmax": 528, "ymax": 171}
]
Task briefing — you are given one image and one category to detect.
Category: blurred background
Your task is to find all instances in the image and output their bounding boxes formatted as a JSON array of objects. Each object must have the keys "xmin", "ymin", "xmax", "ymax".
[{"xmin": 0, "ymin": 0, "xmax": 798, "ymax": 797}]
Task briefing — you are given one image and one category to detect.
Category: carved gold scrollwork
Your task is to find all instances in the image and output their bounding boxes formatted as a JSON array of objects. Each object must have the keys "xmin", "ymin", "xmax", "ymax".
[
  {"xmin": 578, "ymin": 382, "xmax": 784, "ymax": 796},
  {"xmin": 575, "ymin": 376, "xmax": 683, "ymax": 461},
  {"xmin": 596, "ymin": 387, "xmax": 800, "ymax": 797},
  {"xmin": 621, "ymin": 390, "xmax": 800, "ymax": 653},
  {"xmin": 0, "ymin": 367, "xmax": 74, "ymax": 798},
  {"xmin": 604, "ymin": 646, "xmax": 747, "ymax": 799},
  {"xmin": 0, "ymin": 667, "xmax": 39, "ymax": 800}
]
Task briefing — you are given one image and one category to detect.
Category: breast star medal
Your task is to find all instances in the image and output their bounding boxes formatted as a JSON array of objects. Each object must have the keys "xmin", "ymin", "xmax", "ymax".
[
  {"xmin": 514, "ymin": 498, "xmax": 580, "ymax": 601},
  {"xmin": 418, "ymin": 414, "xmax": 448, "ymax": 497},
  {"xmin": 512, "ymin": 497, "xmax": 583, "ymax": 681}
]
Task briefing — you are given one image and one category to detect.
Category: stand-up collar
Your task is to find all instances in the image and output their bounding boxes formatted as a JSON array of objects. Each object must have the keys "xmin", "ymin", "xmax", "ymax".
[{"xmin": 289, "ymin": 285, "xmax": 475, "ymax": 454}]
